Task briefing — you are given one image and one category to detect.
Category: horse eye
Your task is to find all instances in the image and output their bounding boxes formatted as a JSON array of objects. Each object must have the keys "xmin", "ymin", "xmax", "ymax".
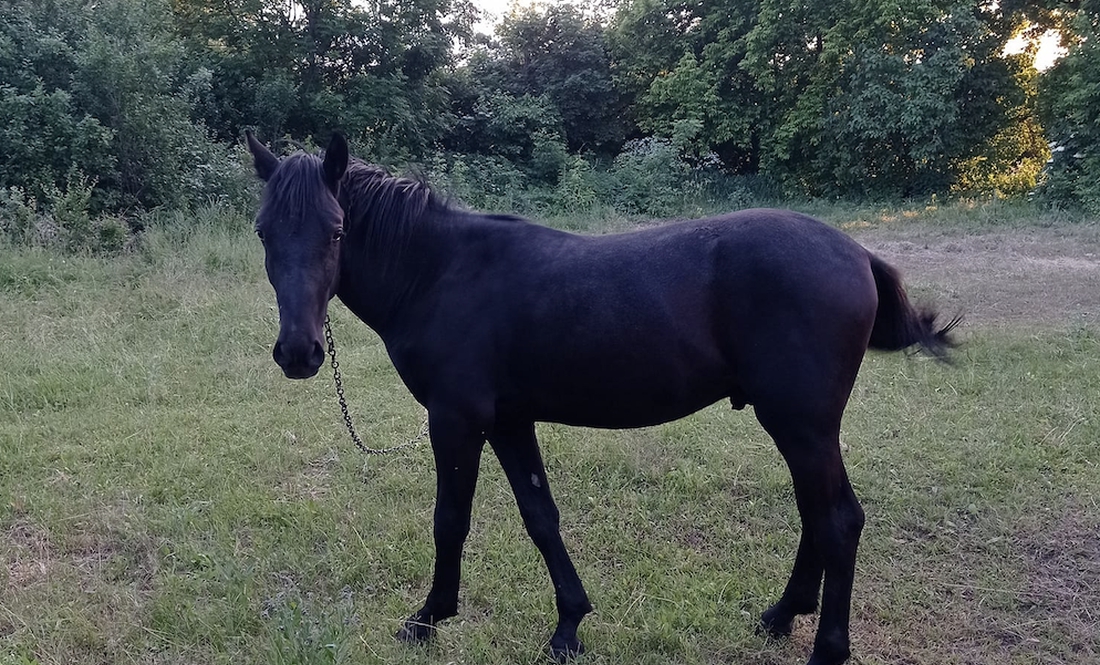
[{"xmin": 333, "ymin": 228, "xmax": 345, "ymax": 242}]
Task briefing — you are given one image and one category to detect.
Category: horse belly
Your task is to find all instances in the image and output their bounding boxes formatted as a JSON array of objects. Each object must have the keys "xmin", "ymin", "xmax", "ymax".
[{"xmin": 515, "ymin": 348, "xmax": 733, "ymax": 429}]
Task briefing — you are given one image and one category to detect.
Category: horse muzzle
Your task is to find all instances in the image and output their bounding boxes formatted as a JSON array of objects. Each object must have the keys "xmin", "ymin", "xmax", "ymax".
[{"xmin": 272, "ymin": 338, "xmax": 325, "ymax": 379}]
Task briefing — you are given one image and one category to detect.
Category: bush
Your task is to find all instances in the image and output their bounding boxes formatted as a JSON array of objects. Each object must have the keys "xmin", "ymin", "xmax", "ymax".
[
  {"xmin": 0, "ymin": 84, "xmax": 116, "ymax": 208},
  {"xmin": 1037, "ymin": 16, "xmax": 1100, "ymax": 215},
  {"xmin": 0, "ymin": 175, "xmax": 132, "ymax": 254},
  {"xmin": 552, "ymin": 155, "xmax": 602, "ymax": 216},
  {"xmin": 528, "ymin": 131, "xmax": 570, "ymax": 186},
  {"xmin": 426, "ymin": 153, "xmax": 530, "ymax": 213},
  {"xmin": 608, "ymin": 138, "xmax": 699, "ymax": 217}
]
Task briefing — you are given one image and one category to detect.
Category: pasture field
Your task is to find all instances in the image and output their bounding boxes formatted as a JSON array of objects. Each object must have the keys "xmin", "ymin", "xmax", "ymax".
[{"xmin": 1, "ymin": 206, "xmax": 1099, "ymax": 665}]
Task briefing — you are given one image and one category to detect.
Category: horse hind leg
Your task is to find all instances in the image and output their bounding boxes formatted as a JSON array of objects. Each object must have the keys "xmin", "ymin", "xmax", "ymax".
[
  {"xmin": 754, "ymin": 402, "xmax": 865, "ymax": 665},
  {"xmin": 757, "ymin": 526, "xmax": 824, "ymax": 637}
]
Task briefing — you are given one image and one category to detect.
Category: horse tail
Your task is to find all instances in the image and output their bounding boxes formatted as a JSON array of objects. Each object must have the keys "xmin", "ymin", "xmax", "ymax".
[{"xmin": 867, "ymin": 252, "xmax": 960, "ymax": 361}]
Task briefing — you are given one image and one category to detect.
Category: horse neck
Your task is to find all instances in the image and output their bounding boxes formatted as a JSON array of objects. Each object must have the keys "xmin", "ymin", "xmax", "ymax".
[{"xmin": 335, "ymin": 185, "xmax": 453, "ymax": 334}]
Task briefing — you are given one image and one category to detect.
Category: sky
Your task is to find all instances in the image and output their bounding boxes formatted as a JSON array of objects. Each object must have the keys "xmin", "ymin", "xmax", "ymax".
[
  {"xmin": 471, "ymin": 0, "xmax": 540, "ymax": 33},
  {"xmin": 1015, "ymin": 31, "xmax": 1067, "ymax": 71}
]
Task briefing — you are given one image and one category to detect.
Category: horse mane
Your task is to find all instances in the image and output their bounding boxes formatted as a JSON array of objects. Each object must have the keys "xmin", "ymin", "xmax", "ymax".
[{"xmin": 339, "ymin": 158, "xmax": 456, "ymax": 252}]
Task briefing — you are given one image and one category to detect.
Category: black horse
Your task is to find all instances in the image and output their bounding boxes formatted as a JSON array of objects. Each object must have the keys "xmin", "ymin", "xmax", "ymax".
[{"xmin": 245, "ymin": 132, "xmax": 956, "ymax": 665}]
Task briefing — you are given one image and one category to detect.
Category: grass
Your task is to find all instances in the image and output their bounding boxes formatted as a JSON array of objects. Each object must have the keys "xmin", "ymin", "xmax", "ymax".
[{"xmin": 1, "ymin": 205, "xmax": 1098, "ymax": 665}]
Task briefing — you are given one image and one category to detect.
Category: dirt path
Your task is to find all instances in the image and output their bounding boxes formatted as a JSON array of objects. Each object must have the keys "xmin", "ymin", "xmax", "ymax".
[{"xmin": 855, "ymin": 225, "xmax": 1100, "ymax": 328}]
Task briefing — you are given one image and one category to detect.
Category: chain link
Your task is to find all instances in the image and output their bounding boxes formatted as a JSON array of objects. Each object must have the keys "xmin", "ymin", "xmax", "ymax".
[{"xmin": 324, "ymin": 314, "xmax": 429, "ymax": 455}]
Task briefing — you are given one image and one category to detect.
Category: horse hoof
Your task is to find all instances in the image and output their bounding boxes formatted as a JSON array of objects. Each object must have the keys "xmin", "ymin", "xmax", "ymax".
[
  {"xmin": 395, "ymin": 616, "xmax": 435, "ymax": 644},
  {"xmin": 548, "ymin": 636, "xmax": 584, "ymax": 662},
  {"xmin": 756, "ymin": 606, "xmax": 794, "ymax": 639},
  {"xmin": 805, "ymin": 649, "xmax": 849, "ymax": 665},
  {"xmin": 804, "ymin": 636, "xmax": 850, "ymax": 665}
]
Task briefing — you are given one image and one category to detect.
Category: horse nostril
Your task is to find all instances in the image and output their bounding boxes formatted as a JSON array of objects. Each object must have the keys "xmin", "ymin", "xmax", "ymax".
[{"xmin": 272, "ymin": 338, "xmax": 324, "ymax": 377}]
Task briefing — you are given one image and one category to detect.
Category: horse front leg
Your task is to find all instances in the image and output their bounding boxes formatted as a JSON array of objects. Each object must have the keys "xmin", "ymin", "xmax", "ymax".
[
  {"xmin": 488, "ymin": 421, "xmax": 592, "ymax": 661},
  {"xmin": 396, "ymin": 408, "xmax": 485, "ymax": 644}
]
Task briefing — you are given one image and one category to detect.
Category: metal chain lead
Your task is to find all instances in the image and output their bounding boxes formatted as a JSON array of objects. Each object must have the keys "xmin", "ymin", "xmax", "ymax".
[{"xmin": 324, "ymin": 314, "xmax": 429, "ymax": 455}]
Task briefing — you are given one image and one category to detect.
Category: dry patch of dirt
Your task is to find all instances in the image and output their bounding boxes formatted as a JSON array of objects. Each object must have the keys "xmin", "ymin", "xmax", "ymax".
[
  {"xmin": 1, "ymin": 504, "xmax": 161, "ymax": 652},
  {"xmin": 856, "ymin": 226, "xmax": 1100, "ymax": 328},
  {"xmin": 1014, "ymin": 503, "xmax": 1100, "ymax": 663},
  {"xmin": 844, "ymin": 499, "xmax": 1100, "ymax": 665},
  {"xmin": 3, "ymin": 519, "xmax": 54, "ymax": 589}
]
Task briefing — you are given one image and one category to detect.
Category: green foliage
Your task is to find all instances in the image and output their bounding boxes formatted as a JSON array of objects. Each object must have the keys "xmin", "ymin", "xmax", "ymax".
[
  {"xmin": 610, "ymin": 0, "xmax": 761, "ymax": 170},
  {"xmin": 0, "ymin": 84, "xmax": 115, "ymax": 206},
  {"xmin": 441, "ymin": 4, "xmax": 619, "ymax": 184},
  {"xmin": 0, "ymin": 2, "xmax": 115, "ymax": 206},
  {"xmin": 0, "ymin": 187, "xmax": 40, "ymax": 246},
  {"xmin": 0, "ymin": 0, "xmax": 1096, "ymax": 235},
  {"xmin": 612, "ymin": 0, "xmax": 1048, "ymax": 199},
  {"xmin": 953, "ymin": 104, "xmax": 1050, "ymax": 197},
  {"xmin": 426, "ymin": 152, "xmax": 530, "ymax": 213},
  {"xmin": 72, "ymin": 0, "xmax": 244, "ymax": 210},
  {"xmin": 491, "ymin": 4, "xmax": 623, "ymax": 153},
  {"xmin": 465, "ymin": 89, "xmax": 565, "ymax": 166},
  {"xmin": 747, "ymin": 1, "xmax": 1042, "ymax": 197},
  {"xmin": 608, "ymin": 138, "xmax": 700, "ymax": 217},
  {"xmin": 174, "ymin": 0, "xmax": 475, "ymax": 160},
  {"xmin": 553, "ymin": 155, "xmax": 602, "ymax": 217},
  {"xmin": 0, "ymin": 0, "xmax": 252, "ymax": 219},
  {"xmin": 0, "ymin": 176, "xmax": 130, "ymax": 254},
  {"xmin": 637, "ymin": 52, "xmax": 738, "ymax": 159},
  {"xmin": 1038, "ymin": 2, "xmax": 1100, "ymax": 213}
]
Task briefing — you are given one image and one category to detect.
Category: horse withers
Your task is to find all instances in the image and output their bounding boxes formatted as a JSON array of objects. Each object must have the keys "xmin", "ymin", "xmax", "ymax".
[{"xmin": 245, "ymin": 131, "xmax": 956, "ymax": 665}]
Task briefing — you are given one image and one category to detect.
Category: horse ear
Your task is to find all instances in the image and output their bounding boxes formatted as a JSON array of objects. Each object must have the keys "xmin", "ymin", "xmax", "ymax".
[
  {"xmin": 323, "ymin": 133, "xmax": 349, "ymax": 189},
  {"xmin": 245, "ymin": 130, "xmax": 279, "ymax": 182}
]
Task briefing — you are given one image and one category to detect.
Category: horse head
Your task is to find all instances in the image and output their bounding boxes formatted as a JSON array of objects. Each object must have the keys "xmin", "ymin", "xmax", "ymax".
[{"xmin": 246, "ymin": 131, "xmax": 348, "ymax": 378}]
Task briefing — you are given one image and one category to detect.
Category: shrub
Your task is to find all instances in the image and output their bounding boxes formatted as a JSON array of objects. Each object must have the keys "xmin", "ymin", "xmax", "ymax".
[
  {"xmin": 608, "ymin": 138, "xmax": 699, "ymax": 217},
  {"xmin": 0, "ymin": 187, "xmax": 39, "ymax": 246},
  {"xmin": 0, "ymin": 84, "xmax": 116, "ymax": 208},
  {"xmin": 552, "ymin": 155, "xmax": 602, "ymax": 216},
  {"xmin": 426, "ymin": 153, "xmax": 530, "ymax": 213},
  {"xmin": 0, "ymin": 175, "xmax": 133, "ymax": 254}
]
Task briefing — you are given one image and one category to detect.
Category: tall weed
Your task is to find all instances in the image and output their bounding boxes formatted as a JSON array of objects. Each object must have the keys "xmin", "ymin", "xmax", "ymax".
[{"xmin": 0, "ymin": 175, "xmax": 129, "ymax": 253}]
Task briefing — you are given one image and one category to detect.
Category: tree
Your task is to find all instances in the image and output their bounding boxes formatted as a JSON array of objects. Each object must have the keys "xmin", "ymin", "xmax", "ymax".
[
  {"xmin": 0, "ymin": 1, "xmax": 115, "ymax": 205},
  {"xmin": 172, "ymin": 0, "xmax": 477, "ymax": 161},
  {"xmin": 745, "ymin": 0, "xmax": 1046, "ymax": 196},
  {"xmin": 1039, "ymin": 0, "xmax": 1100, "ymax": 211},
  {"xmin": 611, "ymin": 0, "xmax": 1045, "ymax": 196},
  {"xmin": 0, "ymin": 84, "xmax": 114, "ymax": 205},
  {"xmin": 491, "ymin": 4, "xmax": 623, "ymax": 154},
  {"xmin": 73, "ymin": 0, "xmax": 221, "ymax": 209},
  {"xmin": 440, "ymin": 4, "xmax": 621, "ymax": 184},
  {"xmin": 609, "ymin": 0, "xmax": 762, "ymax": 170},
  {"xmin": 0, "ymin": 0, "xmax": 232, "ymax": 212}
]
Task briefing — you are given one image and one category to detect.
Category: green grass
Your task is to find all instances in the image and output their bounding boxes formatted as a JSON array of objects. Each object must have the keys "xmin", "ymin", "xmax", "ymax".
[{"xmin": 1, "ymin": 210, "xmax": 1098, "ymax": 665}]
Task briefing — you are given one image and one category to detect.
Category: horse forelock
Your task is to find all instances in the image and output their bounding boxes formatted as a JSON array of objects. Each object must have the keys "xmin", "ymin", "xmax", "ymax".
[{"xmin": 261, "ymin": 153, "xmax": 341, "ymax": 227}]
